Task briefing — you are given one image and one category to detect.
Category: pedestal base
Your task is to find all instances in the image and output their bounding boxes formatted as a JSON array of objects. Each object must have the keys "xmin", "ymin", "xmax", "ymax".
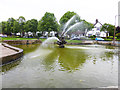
[{"xmin": 59, "ymin": 44, "xmax": 65, "ymax": 48}]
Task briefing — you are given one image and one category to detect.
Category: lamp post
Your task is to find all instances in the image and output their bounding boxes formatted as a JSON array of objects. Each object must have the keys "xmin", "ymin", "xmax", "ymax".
[{"xmin": 113, "ymin": 15, "xmax": 120, "ymax": 45}]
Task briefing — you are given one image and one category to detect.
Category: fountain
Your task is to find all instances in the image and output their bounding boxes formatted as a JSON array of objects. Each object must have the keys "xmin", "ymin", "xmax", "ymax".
[
  {"xmin": 42, "ymin": 14, "xmax": 84, "ymax": 48},
  {"xmin": 57, "ymin": 14, "xmax": 82, "ymax": 48},
  {"xmin": 56, "ymin": 37, "xmax": 67, "ymax": 48},
  {"xmin": 41, "ymin": 37, "xmax": 59, "ymax": 48}
]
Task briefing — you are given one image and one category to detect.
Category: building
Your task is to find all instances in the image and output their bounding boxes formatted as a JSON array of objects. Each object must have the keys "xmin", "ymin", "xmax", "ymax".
[
  {"xmin": 86, "ymin": 27, "xmax": 108, "ymax": 37},
  {"xmin": 86, "ymin": 20, "xmax": 109, "ymax": 38}
]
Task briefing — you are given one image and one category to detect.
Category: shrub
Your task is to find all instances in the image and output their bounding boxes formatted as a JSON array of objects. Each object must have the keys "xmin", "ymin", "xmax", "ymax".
[
  {"xmin": 108, "ymin": 36, "xmax": 113, "ymax": 39},
  {"xmin": 37, "ymin": 33, "xmax": 42, "ymax": 37},
  {"xmin": 16, "ymin": 36, "xmax": 20, "ymax": 38},
  {"xmin": 104, "ymin": 39, "xmax": 112, "ymax": 41},
  {"xmin": 116, "ymin": 33, "xmax": 120, "ymax": 38},
  {"xmin": 90, "ymin": 36, "xmax": 94, "ymax": 38},
  {"xmin": 93, "ymin": 35, "xmax": 96, "ymax": 38},
  {"xmin": 90, "ymin": 35, "xmax": 96, "ymax": 38}
]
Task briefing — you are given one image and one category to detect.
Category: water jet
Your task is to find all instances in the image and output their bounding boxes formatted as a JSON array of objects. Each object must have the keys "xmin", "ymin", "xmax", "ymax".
[{"xmin": 56, "ymin": 14, "xmax": 82, "ymax": 48}]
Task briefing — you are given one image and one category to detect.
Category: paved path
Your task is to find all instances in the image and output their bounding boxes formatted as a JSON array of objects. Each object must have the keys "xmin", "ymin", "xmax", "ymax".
[{"xmin": 0, "ymin": 43, "xmax": 17, "ymax": 58}]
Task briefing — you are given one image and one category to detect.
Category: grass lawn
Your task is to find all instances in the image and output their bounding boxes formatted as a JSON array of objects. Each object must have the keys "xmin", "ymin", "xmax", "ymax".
[
  {"xmin": 39, "ymin": 38, "xmax": 82, "ymax": 43},
  {"xmin": 1, "ymin": 37, "xmax": 83, "ymax": 43},
  {"xmin": 116, "ymin": 38, "xmax": 120, "ymax": 41},
  {"xmin": 39, "ymin": 38, "xmax": 46, "ymax": 42},
  {"xmin": 1, "ymin": 37, "xmax": 48, "ymax": 41},
  {"xmin": 66, "ymin": 40, "xmax": 83, "ymax": 43},
  {"xmin": 104, "ymin": 38, "xmax": 113, "ymax": 41},
  {"xmin": 1, "ymin": 37, "xmax": 38, "ymax": 40}
]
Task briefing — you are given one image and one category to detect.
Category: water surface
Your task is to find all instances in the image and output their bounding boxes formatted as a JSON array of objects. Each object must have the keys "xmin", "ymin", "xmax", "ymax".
[{"xmin": 2, "ymin": 44, "xmax": 118, "ymax": 88}]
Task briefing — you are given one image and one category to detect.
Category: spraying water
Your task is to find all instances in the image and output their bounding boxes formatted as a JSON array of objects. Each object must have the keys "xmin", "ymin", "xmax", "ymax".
[
  {"xmin": 61, "ymin": 14, "xmax": 80, "ymax": 36},
  {"xmin": 64, "ymin": 22, "xmax": 83, "ymax": 36},
  {"xmin": 41, "ymin": 37, "xmax": 60, "ymax": 48}
]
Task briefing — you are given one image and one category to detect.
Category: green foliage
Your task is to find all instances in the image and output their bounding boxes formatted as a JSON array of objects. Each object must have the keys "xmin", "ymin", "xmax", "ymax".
[
  {"xmin": 104, "ymin": 38, "xmax": 112, "ymax": 41},
  {"xmin": 59, "ymin": 11, "xmax": 76, "ymax": 25},
  {"xmin": 89, "ymin": 36, "xmax": 93, "ymax": 38},
  {"xmin": 116, "ymin": 38, "xmax": 120, "ymax": 40},
  {"xmin": 91, "ymin": 38, "xmax": 95, "ymax": 40},
  {"xmin": 59, "ymin": 11, "xmax": 93, "ymax": 35},
  {"xmin": 7, "ymin": 18, "xmax": 16, "ymax": 35},
  {"xmin": 101, "ymin": 23, "xmax": 115, "ymax": 36},
  {"xmin": 116, "ymin": 33, "xmax": 120, "ymax": 38},
  {"xmin": 108, "ymin": 36, "xmax": 113, "ymax": 39},
  {"xmin": 82, "ymin": 20, "xmax": 94, "ymax": 30},
  {"xmin": 38, "ymin": 12, "xmax": 59, "ymax": 33},
  {"xmin": 17, "ymin": 16, "xmax": 26, "ymax": 36},
  {"xmin": 89, "ymin": 35, "xmax": 96, "ymax": 38},
  {"xmin": 2, "ymin": 21, "xmax": 8, "ymax": 34},
  {"xmin": 13, "ymin": 20, "xmax": 19, "ymax": 33},
  {"xmin": 116, "ymin": 26, "xmax": 120, "ymax": 33},
  {"xmin": 25, "ymin": 19, "xmax": 38, "ymax": 34},
  {"xmin": 93, "ymin": 35, "xmax": 96, "ymax": 38},
  {"xmin": 2, "ymin": 18, "xmax": 19, "ymax": 35},
  {"xmin": 37, "ymin": 33, "xmax": 42, "ymax": 37}
]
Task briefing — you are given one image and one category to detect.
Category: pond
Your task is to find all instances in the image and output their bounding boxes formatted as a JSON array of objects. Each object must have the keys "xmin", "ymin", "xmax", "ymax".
[{"xmin": 2, "ymin": 44, "xmax": 118, "ymax": 88}]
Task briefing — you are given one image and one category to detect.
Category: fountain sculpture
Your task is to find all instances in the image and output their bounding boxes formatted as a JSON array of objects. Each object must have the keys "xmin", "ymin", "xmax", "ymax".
[
  {"xmin": 42, "ymin": 14, "xmax": 86, "ymax": 48},
  {"xmin": 56, "ymin": 14, "xmax": 82, "ymax": 48},
  {"xmin": 56, "ymin": 37, "xmax": 67, "ymax": 48}
]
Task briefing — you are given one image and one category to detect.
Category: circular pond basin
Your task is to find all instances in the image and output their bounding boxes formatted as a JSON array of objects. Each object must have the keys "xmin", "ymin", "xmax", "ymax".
[{"xmin": 2, "ymin": 44, "xmax": 118, "ymax": 88}]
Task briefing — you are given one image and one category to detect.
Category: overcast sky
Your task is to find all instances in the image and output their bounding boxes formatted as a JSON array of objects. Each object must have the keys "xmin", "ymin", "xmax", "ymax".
[{"xmin": 0, "ymin": 0, "xmax": 119, "ymax": 25}]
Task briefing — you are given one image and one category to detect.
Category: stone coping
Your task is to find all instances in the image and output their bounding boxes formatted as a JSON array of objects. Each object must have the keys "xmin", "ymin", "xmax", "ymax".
[
  {"xmin": 66, "ymin": 41, "xmax": 120, "ymax": 46},
  {"xmin": 97, "ymin": 41, "xmax": 120, "ymax": 46},
  {"xmin": 0, "ymin": 43, "xmax": 23, "ymax": 66},
  {"xmin": 3, "ymin": 40, "xmax": 42, "ymax": 45},
  {"xmin": 2, "ymin": 40, "xmax": 120, "ymax": 46}
]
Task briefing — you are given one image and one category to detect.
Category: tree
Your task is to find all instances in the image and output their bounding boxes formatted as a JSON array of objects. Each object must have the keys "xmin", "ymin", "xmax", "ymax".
[
  {"xmin": 2, "ymin": 21, "xmax": 8, "ymax": 34},
  {"xmin": 25, "ymin": 19, "xmax": 38, "ymax": 37},
  {"xmin": 116, "ymin": 33, "xmax": 120, "ymax": 38},
  {"xmin": 115, "ymin": 26, "xmax": 120, "ymax": 38},
  {"xmin": 7, "ymin": 17, "xmax": 16, "ymax": 35},
  {"xmin": 81, "ymin": 20, "xmax": 94, "ymax": 31},
  {"xmin": 59, "ymin": 11, "xmax": 93, "ymax": 35},
  {"xmin": 59, "ymin": 11, "xmax": 81, "ymax": 35},
  {"xmin": 85, "ymin": 21, "xmax": 94, "ymax": 30},
  {"xmin": 17, "ymin": 16, "xmax": 26, "ymax": 37},
  {"xmin": 13, "ymin": 20, "xmax": 19, "ymax": 35},
  {"xmin": 101, "ymin": 23, "xmax": 115, "ymax": 36},
  {"xmin": 59, "ymin": 11, "xmax": 77, "ymax": 25},
  {"xmin": 116, "ymin": 26, "xmax": 120, "ymax": 33},
  {"xmin": 38, "ymin": 12, "xmax": 59, "ymax": 34}
]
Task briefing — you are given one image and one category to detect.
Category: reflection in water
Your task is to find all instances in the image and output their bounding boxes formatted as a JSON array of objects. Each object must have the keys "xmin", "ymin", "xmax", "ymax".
[
  {"xmin": 58, "ymin": 48, "xmax": 88, "ymax": 72},
  {"xmin": 14, "ymin": 44, "xmax": 40, "ymax": 54},
  {"xmin": 42, "ymin": 48, "xmax": 88, "ymax": 72},
  {"xmin": 2, "ymin": 44, "xmax": 40, "ymax": 72},
  {"xmin": 42, "ymin": 49, "xmax": 58, "ymax": 71},
  {"xmin": 2, "ymin": 44, "xmax": 118, "ymax": 88},
  {"xmin": 2, "ymin": 59, "xmax": 22, "ymax": 72}
]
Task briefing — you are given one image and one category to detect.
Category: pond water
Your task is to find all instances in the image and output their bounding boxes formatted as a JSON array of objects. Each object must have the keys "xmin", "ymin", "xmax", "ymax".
[{"xmin": 2, "ymin": 44, "xmax": 118, "ymax": 88}]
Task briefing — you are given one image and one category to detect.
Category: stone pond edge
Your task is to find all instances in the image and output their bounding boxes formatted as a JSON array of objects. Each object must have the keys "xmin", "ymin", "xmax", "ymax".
[{"xmin": 1, "ymin": 43, "xmax": 23, "ymax": 66}]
